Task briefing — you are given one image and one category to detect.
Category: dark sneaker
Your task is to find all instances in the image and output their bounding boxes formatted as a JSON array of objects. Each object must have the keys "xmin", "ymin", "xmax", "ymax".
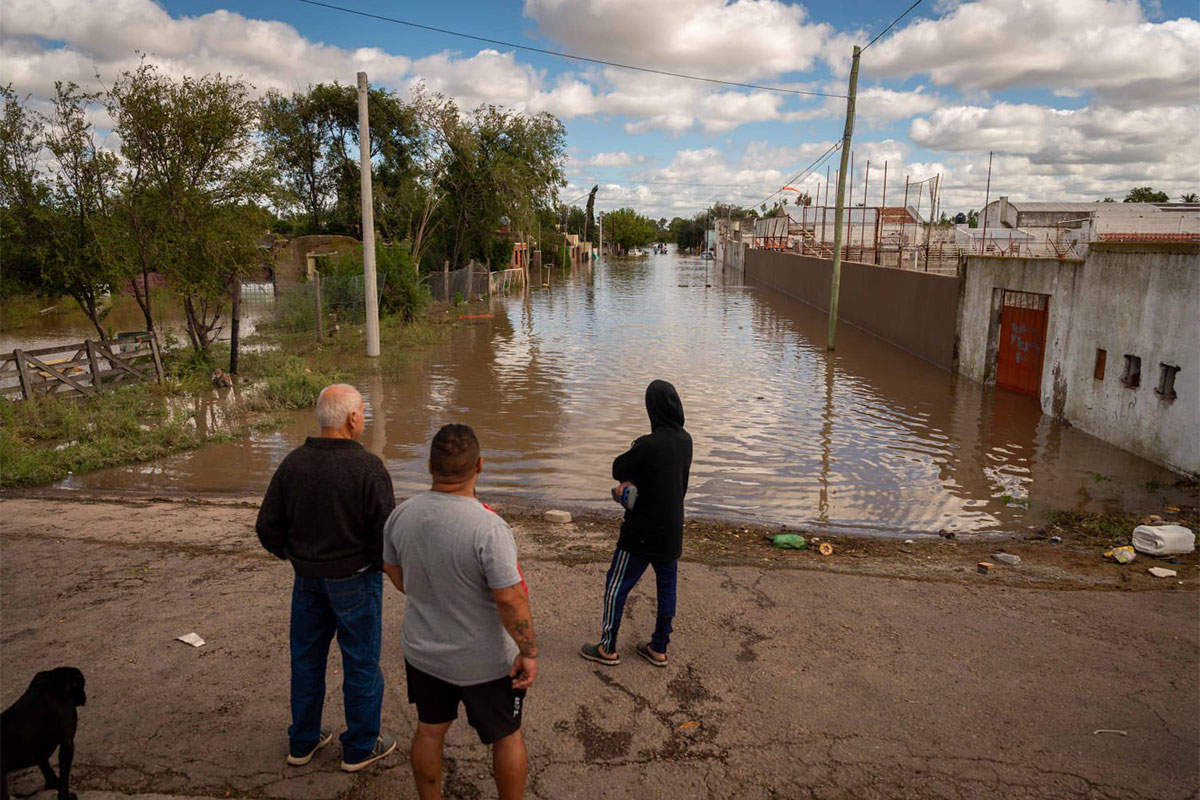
[
  {"xmin": 580, "ymin": 642, "xmax": 620, "ymax": 666},
  {"xmin": 340, "ymin": 733, "xmax": 398, "ymax": 772},
  {"xmin": 636, "ymin": 641, "xmax": 668, "ymax": 668},
  {"xmin": 287, "ymin": 727, "xmax": 334, "ymax": 766}
]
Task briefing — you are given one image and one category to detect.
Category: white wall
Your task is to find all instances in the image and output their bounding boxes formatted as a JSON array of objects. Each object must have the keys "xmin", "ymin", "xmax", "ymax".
[{"xmin": 958, "ymin": 244, "xmax": 1200, "ymax": 475}]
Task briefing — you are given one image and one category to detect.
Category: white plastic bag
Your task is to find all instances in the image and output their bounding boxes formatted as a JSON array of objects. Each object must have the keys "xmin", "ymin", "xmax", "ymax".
[{"xmin": 1131, "ymin": 525, "xmax": 1195, "ymax": 556}]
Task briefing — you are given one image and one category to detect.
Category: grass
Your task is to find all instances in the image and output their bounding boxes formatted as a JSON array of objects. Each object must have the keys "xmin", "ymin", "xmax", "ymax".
[{"xmin": 0, "ymin": 307, "xmax": 444, "ymax": 489}]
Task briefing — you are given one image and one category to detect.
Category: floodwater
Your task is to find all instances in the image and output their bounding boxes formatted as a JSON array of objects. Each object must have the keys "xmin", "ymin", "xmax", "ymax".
[{"xmin": 47, "ymin": 251, "xmax": 1184, "ymax": 536}]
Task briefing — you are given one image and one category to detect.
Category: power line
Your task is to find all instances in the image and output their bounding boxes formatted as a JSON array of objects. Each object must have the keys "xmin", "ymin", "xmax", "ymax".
[
  {"xmin": 862, "ymin": 0, "xmax": 924, "ymax": 52},
  {"xmin": 292, "ymin": 0, "xmax": 847, "ymax": 99},
  {"xmin": 749, "ymin": 142, "xmax": 843, "ymax": 210}
]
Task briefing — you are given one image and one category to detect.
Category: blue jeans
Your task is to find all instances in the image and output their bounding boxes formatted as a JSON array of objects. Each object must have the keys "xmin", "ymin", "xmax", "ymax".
[
  {"xmin": 599, "ymin": 548, "xmax": 677, "ymax": 654},
  {"xmin": 289, "ymin": 571, "xmax": 383, "ymax": 762}
]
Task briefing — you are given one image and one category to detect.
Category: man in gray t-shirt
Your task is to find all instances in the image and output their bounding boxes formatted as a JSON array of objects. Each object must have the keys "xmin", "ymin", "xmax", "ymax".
[{"xmin": 382, "ymin": 424, "xmax": 536, "ymax": 800}]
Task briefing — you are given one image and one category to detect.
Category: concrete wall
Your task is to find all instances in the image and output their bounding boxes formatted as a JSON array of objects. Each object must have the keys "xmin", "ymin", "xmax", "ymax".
[
  {"xmin": 743, "ymin": 249, "xmax": 961, "ymax": 369},
  {"xmin": 958, "ymin": 243, "xmax": 1200, "ymax": 475}
]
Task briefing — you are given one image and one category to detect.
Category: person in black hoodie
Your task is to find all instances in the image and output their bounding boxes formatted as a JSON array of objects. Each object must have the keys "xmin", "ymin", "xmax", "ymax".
[
  {"xmin": 256, "ymin": 384, "xmax": 398, "ymax": 772},
  {"xmin": 581, "ymin": 380, "xmax": 692, "ymax": 667}
]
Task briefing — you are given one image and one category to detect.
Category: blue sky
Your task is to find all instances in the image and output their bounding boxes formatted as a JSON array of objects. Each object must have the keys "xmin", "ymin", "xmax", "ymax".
[{"xmin": 5, "ymin": 0, "xmax": 1198, "ymax": 215}]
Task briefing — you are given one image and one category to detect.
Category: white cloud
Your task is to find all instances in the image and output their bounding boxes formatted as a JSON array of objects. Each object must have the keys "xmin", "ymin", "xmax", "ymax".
[
  {"xmin": 574, "ymin": 152, "xmax": 644, "ymax": 167},
  {"xmin": 910, "ymin": 102, "xmax": 1200, "ymax": 167},
  {"xmin": 0, "ymin": 0, "xmax": 412, "ymax": 98},
  {"xmin": 524, "ymin": 0, "xmax": 831, "ymax": 81},
  {"xmin": 860, "ymin": 0, "xmax": 1200, "ymax": 106}
]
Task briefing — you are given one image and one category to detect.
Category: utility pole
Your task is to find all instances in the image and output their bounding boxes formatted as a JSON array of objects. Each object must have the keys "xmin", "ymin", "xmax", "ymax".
[
  {"xmin": 599, "ymin": 211, "xmax": 603, "ymax": 256},
  {"xmin": 826, "ymin": 45, "xmax": 861, "ymax": 351},
  {"xmin": 357, "ymin": 71, "xmax": 381, "ymax": 358},
  {"xmin": 979, "ymin": 151, "xmax": 993, "ymax": 255}
]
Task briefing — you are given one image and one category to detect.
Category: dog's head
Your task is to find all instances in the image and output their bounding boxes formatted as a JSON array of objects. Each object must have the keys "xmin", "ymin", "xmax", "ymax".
[{"xmin": 33, "ymin": 667, "xmax": 87, "ymax": 707}]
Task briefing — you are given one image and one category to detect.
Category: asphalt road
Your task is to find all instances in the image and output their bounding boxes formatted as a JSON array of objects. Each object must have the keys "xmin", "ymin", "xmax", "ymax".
[{"xmin": 1, "ymin": 496, "xmax": 1196, "ymax": 800}]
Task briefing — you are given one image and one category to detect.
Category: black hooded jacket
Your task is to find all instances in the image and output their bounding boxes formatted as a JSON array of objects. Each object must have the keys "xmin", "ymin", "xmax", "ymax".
[{"xmin": 612, "ymin": 380, "xmax": 693, "ymax": 561}]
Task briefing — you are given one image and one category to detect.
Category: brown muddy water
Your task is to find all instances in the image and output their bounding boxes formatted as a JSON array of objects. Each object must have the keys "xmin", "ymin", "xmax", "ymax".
[{"xmin": 44, "ymin": 251, "xmax": 1185, "ymax": 536}]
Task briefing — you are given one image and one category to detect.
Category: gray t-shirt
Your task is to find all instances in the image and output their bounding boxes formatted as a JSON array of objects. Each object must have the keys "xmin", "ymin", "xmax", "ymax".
[{"xmin": 383, "ymin": 491, "xmax": 522, "ymax": 686}]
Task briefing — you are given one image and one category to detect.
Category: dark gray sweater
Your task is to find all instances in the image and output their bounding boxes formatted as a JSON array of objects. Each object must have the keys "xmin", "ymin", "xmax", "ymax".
[{"xmin": 256, "ymin": 437, "xmax": 395, "ymax": 578}]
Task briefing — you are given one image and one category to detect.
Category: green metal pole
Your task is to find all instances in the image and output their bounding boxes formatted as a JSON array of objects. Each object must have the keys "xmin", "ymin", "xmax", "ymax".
[{"xmin": 827, "ymin": 46, "xmax": 861, "ymax": 351}]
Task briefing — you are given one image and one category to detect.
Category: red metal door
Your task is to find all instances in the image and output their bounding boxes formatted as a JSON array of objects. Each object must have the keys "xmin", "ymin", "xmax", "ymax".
[{"xmin": 995, "ymin": 290, "xmax": 1049, "ymax": 396}]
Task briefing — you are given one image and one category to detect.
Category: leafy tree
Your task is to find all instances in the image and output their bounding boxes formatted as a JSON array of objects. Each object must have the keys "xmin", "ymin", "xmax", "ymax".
[
  {"xmin": 565, "ymin": 205, "xmax": 586, "ymax": 235},
  {"xmin": 603, "ymin": 207, "xmax": 657, "ymax": 248},
  {"xmin": 260, "ymin": 88, "xmax": 336, "ymax": 233},
  {"xmin": 1180, "ymin": 192, "xmax": 1199, "ymax": 203},
  {"xmin": 0, "ymin": 85, "xmax": 50, "ymax": 294},
  {"xmin": 966, "ymin": 209, "xmax": 979, "ymax": 228},
  {"xmin": 42, "ymin": 82, "xmax": 122, "ymax": 339},
  {"xmin": 1123, "ymin": 187, "xmax": 1169, "ymax": 203},
  {"xmin": 584, "ymin": 185, "xmax": 598, "ymax": 243},
  {"xmin": 108, "ymin": 61, "xmax": 269, "ymax": 353}
]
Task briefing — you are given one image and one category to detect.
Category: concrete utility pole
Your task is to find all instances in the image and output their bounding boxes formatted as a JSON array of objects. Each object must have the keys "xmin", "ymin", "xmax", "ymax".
[
  {"xmin": 598, "ymin": 211, "xmax": 603, "ymax": 257},
  {"xmin": 358, "ymin": 71, "xmax": 381, "ymax": 358},
  {"xmin": 826, "ymin": 45, "xmax": 861, "ymax": 351}
]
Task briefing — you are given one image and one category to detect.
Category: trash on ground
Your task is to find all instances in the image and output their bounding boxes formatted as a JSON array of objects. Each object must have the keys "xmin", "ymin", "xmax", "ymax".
[
  {"xmin": 1105, "ymin": 546, "xmax": 1136, "ymax": 564},
  {"xmin": 1148, "ymin": 567, "xmax": 1178, "ymax": 578},
  {"xmin": 1165, "ymin": 506, "xmax": 1181, "ymax": 512},
  {"xmin": 1131, "ymin": 525, "xmax": 1195, "ymax": 556},
  {"xmin": 176, "ymin": 633, "xmax": 205, "ymax": 647},
  {"xmin": 818, "ymin": 542, "xmax": 834, "ymax": 556},
  {"xmin": 1140, "ymin": 514, "xmax": 1164, "ymax": 525},
  {"xmin": 1092, "ymin": 729, "xmax": 1127, "ymax": 736},
  {"xmin": 678, "ymin": 721, "xmax": 700, "ymax": 730},
  {"xmin": 903, "ymin": 539, "xmax": 915, "ymax": 545},
  {"xmin": 991, "ymin": 553, "xmax": 1021, "ymax": 566},
  {"xmin": 544, "ymin": 510, "xmax": 572, "ymax": 524},
  {"xmin": 770, "ymin": 534, "xmax": 808, "ymax": 550},
  {"xmin": 1049, "ymin": 536, "xmax": 1062, "ymax": 545},
  {"xmin": 977, "ymin": 562, "xmax": 994, "ymax": 574}
]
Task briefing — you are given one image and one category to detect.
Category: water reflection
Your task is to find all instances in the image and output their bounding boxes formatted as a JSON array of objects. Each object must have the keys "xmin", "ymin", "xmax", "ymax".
[{"xmin": 65, "ymin": 250, "xmax": 1183, "ymax": 535}]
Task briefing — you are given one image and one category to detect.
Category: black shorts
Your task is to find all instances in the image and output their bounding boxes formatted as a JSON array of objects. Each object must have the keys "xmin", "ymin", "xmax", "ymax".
[{"xmin": 404, "ymin": 660, "xmax": 526, "ymax": 744}]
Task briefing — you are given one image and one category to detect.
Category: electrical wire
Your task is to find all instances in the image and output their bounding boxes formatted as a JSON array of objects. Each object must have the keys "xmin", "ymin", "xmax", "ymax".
[
  {"xmin": 862, "ymin": 0, "xmax": 924, "ymax": 52},
  {"xmin": 292, "ymin": 0, "xmax": 847, "ymax": 99},
  {"xmin": 748, "ymin": 141, "xmax": 842, "ymax": 210}
]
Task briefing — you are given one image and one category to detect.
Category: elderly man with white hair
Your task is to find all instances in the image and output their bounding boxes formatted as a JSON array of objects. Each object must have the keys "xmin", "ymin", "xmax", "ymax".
[{"xmin": 257, "ymin": 383, "xmax": 398, "ymax": 772}]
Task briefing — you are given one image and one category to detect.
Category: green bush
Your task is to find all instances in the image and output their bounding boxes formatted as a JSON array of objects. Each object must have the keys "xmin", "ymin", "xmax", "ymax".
[{"xmin": 487, "ymin": 238, "xmax": 513, "ymax": 271}]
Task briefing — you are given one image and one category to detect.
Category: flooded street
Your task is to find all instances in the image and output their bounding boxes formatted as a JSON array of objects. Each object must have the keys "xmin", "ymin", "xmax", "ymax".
[{"xmin": 55, "ymin": 251, "xmax": 1181, "ymax": 535}]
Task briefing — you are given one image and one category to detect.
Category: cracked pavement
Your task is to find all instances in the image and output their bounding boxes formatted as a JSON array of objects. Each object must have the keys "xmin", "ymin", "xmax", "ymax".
[{"xmin": 1, "ymin": 496, "xmax": 1197, "ymax": 799}]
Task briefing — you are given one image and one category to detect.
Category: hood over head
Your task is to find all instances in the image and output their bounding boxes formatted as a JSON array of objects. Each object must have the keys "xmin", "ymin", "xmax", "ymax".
[{"xmin": 645, "ymin": 379, "xmax": 684, "ymax": 430}]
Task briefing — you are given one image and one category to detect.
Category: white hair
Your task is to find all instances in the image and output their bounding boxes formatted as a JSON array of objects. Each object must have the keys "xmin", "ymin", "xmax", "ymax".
[{"xmin": 316, "ymin": 384, "xmax": 363, "ymax": 429}]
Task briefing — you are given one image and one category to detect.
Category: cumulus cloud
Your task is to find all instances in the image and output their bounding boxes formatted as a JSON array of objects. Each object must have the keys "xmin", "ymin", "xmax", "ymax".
[
  {"xmin": 1, "ymin": 0, "xmax": 412, "ymax": 97},
  {"xmin": 573, "ymin": 152, "xmax": 644, "ymax": 167},
  {"xmin": 910, "ymin": 102, "xmax": 1200, "ymax": 167},
  {"xmin": 860, "ymin": 0, "xmax": 1200, "ymax": 106},
  {"xmin": 524, "ymin": 0, "xmax": 831, "ymax": 81}
]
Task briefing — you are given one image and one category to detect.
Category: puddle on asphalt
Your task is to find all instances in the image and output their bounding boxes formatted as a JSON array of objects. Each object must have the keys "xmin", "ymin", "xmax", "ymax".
[{"xmin": 54, "ymin": 252, "xmax": 1189, "ymax": 536}]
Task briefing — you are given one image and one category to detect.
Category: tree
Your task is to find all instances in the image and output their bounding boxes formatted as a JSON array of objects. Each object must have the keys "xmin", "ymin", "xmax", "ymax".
[
  {"xmin": 260, "ymin": 88, "xmax": 336, "ymax": 233},
  {"xmin": 42, "ymin": 82, "xmax": 122, "ymax": 339},
  {"xmin": 603, "ymin": 207, "xmax": 657, "ymax": 248},
  {"xmin": 0, "ymin": 85, "xmax": 50, "ymax": 294},
  {"xmin": 108, "ymin": 61, "xmax": 268, "ymax": 353},
  {"xmin": 1180, "ymin": 192, "xmax": 1199, "ymax": 203},
  {"xmin": 966, "ymin": 209, "xmax": 979, "ymax": 228},
  {"xmin": 584, "ymin": 184, "xmax": 597, "ymax": 243},
  {"xmin": 1124, "ymin": 187, "xmax": 1169, "ymax": 203}
]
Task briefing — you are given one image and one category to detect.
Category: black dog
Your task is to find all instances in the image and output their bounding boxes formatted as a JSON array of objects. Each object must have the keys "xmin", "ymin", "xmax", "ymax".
[{"xmin": 1, "ymin": 667, "xmax": 86, "ymax": 800}]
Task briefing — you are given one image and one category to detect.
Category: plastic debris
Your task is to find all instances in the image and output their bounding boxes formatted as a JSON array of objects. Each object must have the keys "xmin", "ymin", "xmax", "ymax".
[
  {"xmin": 770, "ymin": 534, "xmax": 808, "ymax": 550},
  {"xmin": 991, "ymin": 553, "xmax": 1021, "ymax": 566},
  {"xmin": 818, "ymin": 542, "xmax": 834, "ymax": 556},
  {"xmin": 1105, "ymin": 546, "xmax": 1136, "ymax": 564},
  {"xmin": 1049, "ymin": 536, "xmax": 1062, "ymax": 545},
  {"xmin": 977, "ymin": 562, "xmax": 994, "ymax": 574},
  {"xmin": 543, "ymin": 510, "xmax": 572, "ymax": 524},
  {"xmin": 1092, "ymin": 729, "xmax": 1127, "ymax": 736},
  {"xmin": 176, "ymin": 633, "xmax": 205, "ymax": 648},
  {"xmin": 903, "ymin": 538, "xmax": 915, "ymax": 545},
  {"xmin": 678, "ymin": 721, "xmax": 700, "ymax": 730},
  {"xmin": 1131, "ymin": 525, "xmax": 1195, "ymax": 556},
  {"xmin": 1148, "ymin": 567, "xmax": 1178, "ymax": 578}
]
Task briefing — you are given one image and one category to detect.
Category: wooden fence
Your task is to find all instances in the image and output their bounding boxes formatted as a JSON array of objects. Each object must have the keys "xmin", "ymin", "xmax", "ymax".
[{"xmin": 1, "ymin": 333, "xmax": 164, "ymax": 401}]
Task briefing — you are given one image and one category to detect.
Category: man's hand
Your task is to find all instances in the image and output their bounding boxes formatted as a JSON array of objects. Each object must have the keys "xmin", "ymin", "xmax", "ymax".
[
  {"xmin": 510, "ymin": 654, "xmax": 537, "ymax": 689},
  {"xmin": 381, "ymin": 562, "xmax": 404, "ymax": 593}
]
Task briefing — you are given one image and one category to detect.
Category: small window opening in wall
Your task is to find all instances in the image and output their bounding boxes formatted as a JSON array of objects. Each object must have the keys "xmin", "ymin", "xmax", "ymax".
[
  {"xmin": 1156, "ymin": 364, "xmax": 1180, "ymax": 402},
  {"xmin": 1121, "ymin": 355, "xmax": 1141, "ymax": 389},
  {"xmin": 1093, "ymin": 349, "xmax": 1107, "ymax": 380}
]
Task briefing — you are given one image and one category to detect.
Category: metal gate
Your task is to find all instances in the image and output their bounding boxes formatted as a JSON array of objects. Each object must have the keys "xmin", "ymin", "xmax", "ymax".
[{"xmin": 996, "ymin": 290, "xmax": 1049, "ymax": 396}]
